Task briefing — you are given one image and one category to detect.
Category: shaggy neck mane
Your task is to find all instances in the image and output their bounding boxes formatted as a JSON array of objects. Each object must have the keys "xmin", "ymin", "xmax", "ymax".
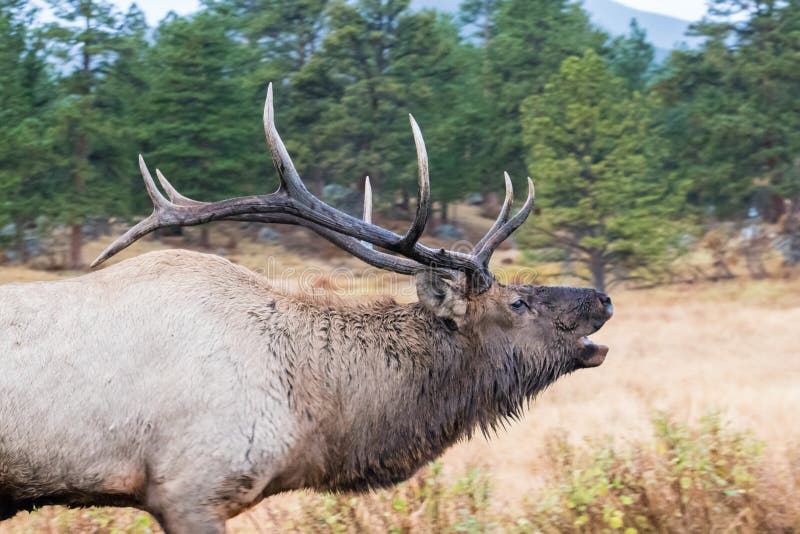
[{"xmin": 270, "ymin": 294, "xmax": 572, "ymax": 493}]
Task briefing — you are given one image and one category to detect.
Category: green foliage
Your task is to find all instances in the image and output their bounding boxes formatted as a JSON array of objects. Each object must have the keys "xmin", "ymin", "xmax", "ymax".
[
  {"xmin": 285, "ymin": 0, "xmax": 477, "ymax": 218},
  {"xmin": 39, "ymin": 0, "xmax": 138, "ymax": 267},
  {"xmin": 5, "ymin": 0, "xmax": 800, "ymax": 279},
  {"xmin": 607, "ymin": 19, "xmax": 655, "ymax": 92},
  {"xmin": 45, "ymin": 507, "xmax": 155, "ymax": 533},
  {"xmin": 93, "ymin": 4, "xmax": 152, "ymax": 215},
  {"xmin": 217, "ymin": 0, "xmax": 329, "ymax": 76},
  {"xmin": 521, "ymin": 413, "xmax": 768, "ymax": 533},
  {"xmin": 0, "ymin": 1, "xmax": 57, "ymax": 251},
  {"xmin": 469, "ymin": 0, "xmax": 608, "ymax": 186},
  {"xmin": 269, "ymin": 413, "xmax": 782, "ymax": 534},
  {"xmin": 206, "ymin": 0, "xmax": 334, "ymax": 204},
  {"xmin": 44, "ymin": 0, "xmax": 125, "ymax": 220},
  {"xmin": 519, "ymin": 50, "xmax": 688, "ymax": 291},
  {"xmin": 144, "ymin": 12, "xmax": 259, "ymax": 202},
  {"xmin": 655, "ymin": 0, "xmax": 800, "ymax": 221}
]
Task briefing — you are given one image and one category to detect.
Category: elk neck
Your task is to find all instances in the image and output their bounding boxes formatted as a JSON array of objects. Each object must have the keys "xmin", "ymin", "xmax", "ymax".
[{"xmin": 256, "ymin": 293, "xmax": 556, "ymax": 493}]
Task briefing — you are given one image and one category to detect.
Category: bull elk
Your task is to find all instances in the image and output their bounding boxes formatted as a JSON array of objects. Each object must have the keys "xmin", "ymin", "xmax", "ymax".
[{"xmin": 0, "ymin": 85, "xmax": 613, "ymax": 533}]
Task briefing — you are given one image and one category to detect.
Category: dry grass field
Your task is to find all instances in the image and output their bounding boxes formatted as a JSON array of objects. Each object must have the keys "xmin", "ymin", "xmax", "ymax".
[{"xmin": 1, "ymin": 226, "xmax": 798, "ymax": 532}]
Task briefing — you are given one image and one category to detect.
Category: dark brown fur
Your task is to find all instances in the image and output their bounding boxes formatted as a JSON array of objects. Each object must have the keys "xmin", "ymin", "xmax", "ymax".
[{"xmin": 255, "ymin": 280, "xmax": 611, "ymax": 493}]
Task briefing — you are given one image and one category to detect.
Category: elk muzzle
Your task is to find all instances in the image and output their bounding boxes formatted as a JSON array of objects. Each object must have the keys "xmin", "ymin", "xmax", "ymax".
[
  {"xmin": 574, "ymin": 290, "xmax": 613, "ymax": 368},
  {"xmin": 536, "ymin": 286, "xmax": 613, "ymax": 368}
]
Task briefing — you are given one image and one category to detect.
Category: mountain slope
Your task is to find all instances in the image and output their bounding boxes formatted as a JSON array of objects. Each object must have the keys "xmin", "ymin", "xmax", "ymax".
[
  {"xmin": 583, "ymin": 0, "xmax": 701, "ymax": 50},
  {"xmin": 412, "ymin": 0, "xmax": 703, "ymax": 57}
]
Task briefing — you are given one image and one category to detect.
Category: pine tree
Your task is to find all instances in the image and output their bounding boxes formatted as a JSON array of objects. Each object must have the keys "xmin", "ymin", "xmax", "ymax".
[
  {"xmin": 459, "ymin": 0, "xmax": 500, "ymax": 46},
  {"xmin": 415, "ymin": 15, "xmax": 485, "ymax": 223},
  {"xmin": 461, "ymin": 0, "xmax": 607, "ymax": 203},
  {"xmin": 519, "ymin": 51, "xmax": 686, "ymax": 291},
  {"xmin": 0, "ymin": 1, "xmax": 56, "ymax": 259},
  {"xmin": 45, "ymin": 0, "xmax": 122, "ymax": 268},
  {"xmin": 656, "ymin": 0, "xmax": 800, "ymax": 221},
  {"xmin": 303, "ymin": 0, "xmax": 423, "ymax": 199},
  {"xmin": 607, "ymin": 19, "xmax": 655, "ymax": 92},
  {"xmin": 217, "ymin": 0, "xmax": 329, "ymax": 75},
  {"xmin": 211, "ymin": 0, "xmax": 333, "ymax": 192},
  {"xmin": 293, "ymin": 1, "xmax": 471, "ymax": 220},
  {"xmin": 145, "ymin": 12, "xmax": 258, "ymax": 246},
  {"xmin": 94, "ymin": 4, "xmax": 151, "ymax": 215}
]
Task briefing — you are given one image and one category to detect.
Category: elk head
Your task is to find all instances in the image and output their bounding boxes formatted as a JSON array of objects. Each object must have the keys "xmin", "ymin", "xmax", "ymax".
[{"xmin": 93, "ymin": 84, "xmax": 613, "ymax": 374}]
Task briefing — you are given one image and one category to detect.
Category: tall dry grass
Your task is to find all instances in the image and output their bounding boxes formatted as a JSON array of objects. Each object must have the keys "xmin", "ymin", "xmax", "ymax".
[{"xmin": 246, "ymin": 413, "xmax": 799, "ymax": 533}]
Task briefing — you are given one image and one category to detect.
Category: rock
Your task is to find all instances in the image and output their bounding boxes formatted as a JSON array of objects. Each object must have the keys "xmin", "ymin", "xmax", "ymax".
[
  {"xmin": 22, "ymin": 236, "xmax": 41, "ymax": 257},
  {"xmin": 82, "ymin": 218, "xmax": 111, "ymax": 240},
  {"xmin": 0, "ymin": 223, "xmax": 15, "ymax": 238},
  {"xmin": 434, "ymin": 224, "xmax": 464, "ymax": 240},
  {"xmin": 257, "ymin": 227, "xmax": 281, "ymax": 243},
  {"xmin": 466, "ymin": 193, "xmax": 483, "ymax": 206},
  {"xmin": 322, "ymin": 183, "xmax": 361, "ymax": 216}
]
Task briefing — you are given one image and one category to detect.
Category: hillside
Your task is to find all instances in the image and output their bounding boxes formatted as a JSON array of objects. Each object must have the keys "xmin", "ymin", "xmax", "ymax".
[
  {"xmin": 413, "ymin": 0, "xmax": 703, "ymax": 60},
  {"xmin": 583, "ymin": 0, "xmax": 703, "ymax": 58}
]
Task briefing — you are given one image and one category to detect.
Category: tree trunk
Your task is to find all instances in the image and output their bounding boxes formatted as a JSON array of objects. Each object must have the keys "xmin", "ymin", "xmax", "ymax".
[
  {"xmin": 67, "ymin": 17, "xmax": 92, "ymax": 271},
  {"xmin": 482, "ymin": 190, "xmax": 499, "ymax": 218},
  {"xmin": 69, "ymin": 124, "xmax": 88, "ymax": 270},
  {"xmin": 440, "ymin": 200, "xmax": 449, "ymax": 225},
  {"xmin": 199, "ymin": 227, "xmax": 210, "ymax": 249},
  {"xmin": 69, "ymin": 224, "xmax": 82, "ymax": 269},
  {"xmin": 590, "ymin": 255, "xmax": 606, "ymax": 293},
  {"xmin": 399, "ymin": 188, "xmax": 410, "ymax": 212},
  {"xmin": 15, "ymin": 219, "xmax": 28, "ymax": 264}
]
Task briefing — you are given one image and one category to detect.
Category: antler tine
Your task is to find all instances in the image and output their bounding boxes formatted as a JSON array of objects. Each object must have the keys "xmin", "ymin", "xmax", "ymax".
[
  {"xmin": 91, "ymin": 217, "xmax": 158, "ymax": 268},
  {"xmin": 139, "ymin": 155, "xmax": 168, "ymax": 209},
  {"xmin": 265, "ymin": 87, "xmax": 431, "ymax": 254},
  {"xmin": 237, "ymin": 212, "xmax": 421, "ymax": 275},
  {"xmin": 362, "ymin": 176, "xmax": 373, "ymax": 250},
  {"xmin": 259, "ymin": 84, "xmax": 478, "ymax": 271},
  {"xmin": 95, "ymin": 84, "xmax": 496, "ymax": 290},
  {"xmin": 155, "ymin": 169, "xmax": 204, "ymax": 207},
  {"xmin": 396, "ymin": 114, "xmax": 430, "ymax": 252},
  {"xmin": 476, "ymin": 177, "xmax": 535, "ymax": 267},
  {"xmin": 473, "ymin": 172, "xmax": 514, "ymax": 253},
  {"xmin": 91, "ymin": 156, "xmax": 171, "ymax": 268},
  {"xmin": 263, "ymin": 83, "xmax": 309, "ymax": 197},
  {"xmin": 94, "ymin": 156, "xmax": 425, "ymax": 273}
]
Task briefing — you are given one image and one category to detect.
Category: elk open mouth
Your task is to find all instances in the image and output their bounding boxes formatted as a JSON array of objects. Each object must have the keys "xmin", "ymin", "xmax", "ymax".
[
  {"xmin": 574, "ymin": 293, "xmax": 613, "ymax": 368},
  {"xmin": 576, "ymin": 336, "xmax": 609, "ymax": 368}
]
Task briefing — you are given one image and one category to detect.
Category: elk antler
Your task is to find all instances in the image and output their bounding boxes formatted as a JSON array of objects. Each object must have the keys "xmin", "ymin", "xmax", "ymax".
[
  {"xmin": 92, "ymin": 84, "xmax": 535, "ymax": 293},
  {"xmin": 473, "ymin": 173, "xmax": 535, "ymax": 266}
]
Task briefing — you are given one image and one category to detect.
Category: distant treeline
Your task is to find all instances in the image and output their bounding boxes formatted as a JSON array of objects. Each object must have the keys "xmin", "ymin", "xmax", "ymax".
[{"xmin": 1, "ymin": 0, "xmax": 799, "ymax": 289}]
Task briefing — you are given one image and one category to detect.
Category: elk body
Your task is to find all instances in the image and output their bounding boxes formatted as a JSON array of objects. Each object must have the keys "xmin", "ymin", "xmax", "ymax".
[{"xmin": 0, "ymin": 86, "xmax": 613, "ymax": 534}]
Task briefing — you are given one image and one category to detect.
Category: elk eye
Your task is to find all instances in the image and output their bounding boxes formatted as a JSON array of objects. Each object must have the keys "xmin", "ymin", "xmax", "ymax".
[{"xmin": 510, "ymin": 299, "xmax": 528, "ymax": 311}]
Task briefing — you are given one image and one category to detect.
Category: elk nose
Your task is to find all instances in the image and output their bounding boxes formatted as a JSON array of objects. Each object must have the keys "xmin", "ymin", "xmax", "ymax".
[{"xmin": 597, "ymin": 292, "xmax": 613, "ymax": 318}]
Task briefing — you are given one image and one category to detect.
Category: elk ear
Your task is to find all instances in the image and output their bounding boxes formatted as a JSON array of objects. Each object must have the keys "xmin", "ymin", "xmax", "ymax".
[{"xmin": 415, "ymin": 270, "xmax": 467, "ymax": 328}]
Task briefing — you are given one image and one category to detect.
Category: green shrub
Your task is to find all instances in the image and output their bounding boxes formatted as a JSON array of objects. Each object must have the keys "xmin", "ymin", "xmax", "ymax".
[
  {"xmin": 283, "ymin": 462, "xmax": 495, "ymax": 533},
  {"xmin": 516, "ymin": 412, "xmax": 789, "ymax": 533}
]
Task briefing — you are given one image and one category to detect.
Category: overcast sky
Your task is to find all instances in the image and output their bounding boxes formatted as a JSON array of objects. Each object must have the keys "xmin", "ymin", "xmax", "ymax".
[
  {"xmin": 112, "ymin": 0, "xmax": 708, "ymax": 26},
  {"xmin": 617, "ymin": 0, "xmax": 707, "ymax": 21}
]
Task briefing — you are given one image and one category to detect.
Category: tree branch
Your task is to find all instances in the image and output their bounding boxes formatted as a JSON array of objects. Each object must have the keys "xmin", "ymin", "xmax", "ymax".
[{"xmin": 533, "ymin": 227, "xmax": 593, "ymax": 255}]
